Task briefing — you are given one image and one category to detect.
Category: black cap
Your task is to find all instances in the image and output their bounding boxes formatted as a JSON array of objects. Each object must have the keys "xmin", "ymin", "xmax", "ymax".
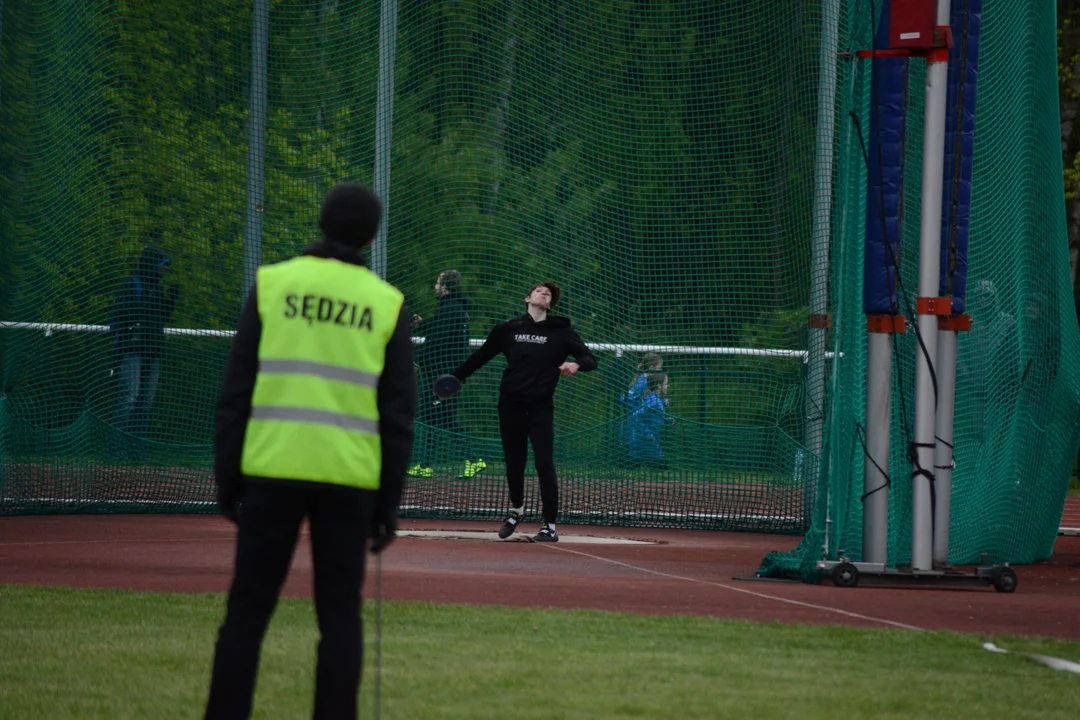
[{"xmin": 318, "ymin": 183, "xmax": 382, "ymax": 248}]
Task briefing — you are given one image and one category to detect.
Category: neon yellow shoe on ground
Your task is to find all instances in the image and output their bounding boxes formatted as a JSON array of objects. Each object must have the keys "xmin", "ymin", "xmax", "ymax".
[
  {"xmin": 407, "ymin": 464, "xmax": 433, "ymax": 478},
  {"xmin": 460, "ymin": 458, "xmax": 487, "ymax": 479}
]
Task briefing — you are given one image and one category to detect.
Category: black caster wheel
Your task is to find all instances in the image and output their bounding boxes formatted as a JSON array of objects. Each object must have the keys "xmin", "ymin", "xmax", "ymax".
[
  {"xmin": 992, "ymin": 567, "xmax": 1017, "ymax": 594},
  {"xmin": 833, "ymin": 562, "xmax": 859, "ymax": 588}
]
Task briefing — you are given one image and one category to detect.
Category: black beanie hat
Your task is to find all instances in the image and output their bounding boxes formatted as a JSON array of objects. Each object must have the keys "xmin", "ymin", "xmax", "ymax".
[{"xmin": 319, "ymin": 182, "xmax": 382, "ymax": 248}]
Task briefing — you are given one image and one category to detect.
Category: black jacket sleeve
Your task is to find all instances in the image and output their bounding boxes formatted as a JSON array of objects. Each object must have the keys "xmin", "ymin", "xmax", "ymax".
[
  {"xmin": 413, "ymin": 313, "xmax": 431, "ymax": 365},
  {"xmin": 452, "ymin": 322, "xmax": 506, "ymax": 382},
  {"xmin": 376, "ymin": 304, "xmax": 417, "ymax": 516},
  {"xmin": 567, "ymin": 328, "xmax": 598, "ymax": 372},
  {"xmin": 109, "ymin": 277, "xmax": 137, "ymax": 360},
  {"xmin": 415, "ymin": 307, "xmax": 447, "ymax": 369},
  {"xmin": 164, "ymin": 284, "xmax": 180, "ymax": 323},
  {"xmin": 110, "ymin": 277, "xmax": 137, "ymax": 330},
  {"xmin": 213, "ymin": 286, "xmax": 261, "ymax": 497}
]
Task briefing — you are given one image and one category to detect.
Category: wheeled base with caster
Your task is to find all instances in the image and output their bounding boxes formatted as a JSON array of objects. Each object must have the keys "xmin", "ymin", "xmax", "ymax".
[{"xmin": 815, "ymin": 559, "xmax": 1018, "ymax": 593}]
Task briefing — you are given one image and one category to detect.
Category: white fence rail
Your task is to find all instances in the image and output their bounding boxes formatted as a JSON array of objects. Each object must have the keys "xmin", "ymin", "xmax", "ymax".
[{"xmin": 0, "ymin": 321, "xmax": 837, "ymax": 359}]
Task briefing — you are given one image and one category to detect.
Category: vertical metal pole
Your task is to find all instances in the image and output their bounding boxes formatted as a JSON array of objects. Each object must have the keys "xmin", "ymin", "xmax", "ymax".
[
  {"xmin": 374, "ymin": 552, "xmax": 383, "ymax": 720},
  {"xmin": 372, "ymin": 0, "xmax": 400, "ymax": 279},
  {"xmin": 911, "ymin": 0, "xmax": 952, "ymax": 571},
  {"xmin": 0, "ymin": 0, "xmax": 4, "ymax": 94},
  {"xmin": 821, "ymin": 58, "xmax": 861, "ymax": 559},
  {"xmin": 863, "ymin": 331, "xmax": 891, "ymax": 564},
  {"xmin": 932, "ymin": 328, "xmax": 958, "ymax": 564},
  {"xmin": 805, "ymin": 0, "xmax": 842, "ymax": 482},
  {"xmin": 243, "ymin": 0, "xmax": 269, "ymax": 295},
  {"xmin": 0, "ymin": 0, "xmax": 7, "ymax": 390},
  {"xmin": 0, "ymin": 0, "xmax": 5, "ymax": 113}
]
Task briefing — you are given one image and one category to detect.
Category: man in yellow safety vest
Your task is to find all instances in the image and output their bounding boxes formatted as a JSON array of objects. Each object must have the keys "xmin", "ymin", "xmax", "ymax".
[{"xmin": 205, "ymin": 182, "xmax": 416, "ymax": 720}]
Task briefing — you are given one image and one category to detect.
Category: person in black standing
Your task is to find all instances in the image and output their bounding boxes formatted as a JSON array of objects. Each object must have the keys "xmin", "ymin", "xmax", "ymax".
[
  {"xmin": 450, "ymin": 281, "xmax": 597, "ymax": 542},
  {"xmin": 409, "ymin": 269, "xmax": 485, "ymax": 479},
  {"xmin": 108, "ymin": 246, "xmax": 179, "ymax": 456},
  {"xmin": 204, "ymin": 183, "xmax": 416, "ymax": 720}
]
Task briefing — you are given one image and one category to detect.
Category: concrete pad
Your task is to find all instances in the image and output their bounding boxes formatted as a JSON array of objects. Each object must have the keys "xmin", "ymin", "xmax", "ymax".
[{"xmin": 399, "ymin": 529, "xmax": 656, "ymax": 545}]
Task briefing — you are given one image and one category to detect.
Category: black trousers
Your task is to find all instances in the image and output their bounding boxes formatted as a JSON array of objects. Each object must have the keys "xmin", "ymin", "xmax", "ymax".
[
  {"xmin": 498, "ymin": 397, "xmax": 558, "ymax": 523},
  {"xmin": 205, "ymin": 480, "xmax": 376, "ymax": 720}
]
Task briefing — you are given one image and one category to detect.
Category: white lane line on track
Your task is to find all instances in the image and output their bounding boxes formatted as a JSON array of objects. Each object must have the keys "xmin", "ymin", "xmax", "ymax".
[{"xmin": 543, "ymin": 543, "xmax": 926, "ymax": 632}]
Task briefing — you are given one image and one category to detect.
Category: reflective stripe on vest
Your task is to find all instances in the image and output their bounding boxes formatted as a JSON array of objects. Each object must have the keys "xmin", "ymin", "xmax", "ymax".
[
  {"xmin": 257, "ymin": 359, "xmax": 380, "ymax": 389},
  {"xmin": 250, "ymin": 406, "xmax": 380, "ymax": 435},
  {"xmin": 241, "ymin": 256, "xmax": 404, "ymax": 489}
]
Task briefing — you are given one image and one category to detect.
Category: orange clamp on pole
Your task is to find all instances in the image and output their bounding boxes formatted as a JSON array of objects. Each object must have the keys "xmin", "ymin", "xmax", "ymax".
[
  {"xmin": 916, "ymin": 296, "xmax": 952, "ymax": 316},
  {"xmin": 867, "ymin": 315, "xmax": 907, "ymax": 334},
  {"xmin": 938, "ymin": 314, "xmax": 972, "ymax": 331}
]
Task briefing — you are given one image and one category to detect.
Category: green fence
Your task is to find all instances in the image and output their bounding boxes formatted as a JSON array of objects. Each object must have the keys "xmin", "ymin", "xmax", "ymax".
[{"xmin": 1, "ymin": 1, "xmax": 1077, "ymax": 563}]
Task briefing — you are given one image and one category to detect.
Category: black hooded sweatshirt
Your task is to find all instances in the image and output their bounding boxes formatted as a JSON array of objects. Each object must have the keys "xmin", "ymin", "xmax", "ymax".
[
  {"xmin": 109, "ymin": 246, "xmax": 178, "ymax": 359},
  {"xmin": 453, "ymin": 313, "xmax": 598, "ymax": 403},
  {"xmin": 212, "ymin": 239, "xmax": 416, "ymax": 523},
  {"xmin": 415, "ymin": 290, "xmax": 471, "ymax": 379}
]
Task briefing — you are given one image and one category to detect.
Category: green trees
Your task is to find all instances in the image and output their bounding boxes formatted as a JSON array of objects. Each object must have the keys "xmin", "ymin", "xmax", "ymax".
[
  {"xmin": 0, "ymin": 0, "xmax": 822, "ymax": 447},
  {"xmin": 2, "ymin": 0, "xmax": 819, "ymax": 326}
]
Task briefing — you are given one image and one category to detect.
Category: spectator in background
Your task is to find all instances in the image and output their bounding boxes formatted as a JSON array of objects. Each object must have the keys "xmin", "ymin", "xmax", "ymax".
[
  {"xmin": 409, "ymin": 269, "xmax": 485, "ymax": 479},
  {"xmin": 108, "ymin": 246, "xmax": 179, "ymax": 455},
  {"xmin": 619, "ymin": 351, "xmax": 664, "ymax": 452},
  {"xmin": 623, "ymin": 373, "xmax": 670, "ymax": 469},
  {"xmin": 963, "ymin": 279, "xmax": 1015, "ymax": 443},
  {"xmin": 627, "ymin": 352, "xmax": 664, "ymax": 402}
]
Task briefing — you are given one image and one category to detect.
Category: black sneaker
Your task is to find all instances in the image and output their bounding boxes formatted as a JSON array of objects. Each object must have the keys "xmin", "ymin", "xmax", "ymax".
[
  {"xmin": 498, "ymin": 511, "xmax": 522, "ymax": 539},
  {"xmin": 533, "ymin": 523, "xmax": 558, "ymax": 542}
]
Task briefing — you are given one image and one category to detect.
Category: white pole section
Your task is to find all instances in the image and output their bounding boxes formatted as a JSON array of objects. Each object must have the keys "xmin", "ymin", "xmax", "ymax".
[
  {"xmin": 372, "ymin": 0, "xmax": 400, "ymax": 279},
  {"xmin": 243, "ymin": 0, "xmax": 269, "ymax": 296},
  {"xmin": 911, "ymin": 0, "xmax": 952, "ymax": 572},
  {"xmin": 864, "ymin": 329, "xmax": 892, "ymax": 564},
  {"xmin": 806, "ymin": 0, "xmax": 843, "ymax": 489},
  {"xmin": 932, "ymin": 327, "xmax": 958, "ymax": 565}
]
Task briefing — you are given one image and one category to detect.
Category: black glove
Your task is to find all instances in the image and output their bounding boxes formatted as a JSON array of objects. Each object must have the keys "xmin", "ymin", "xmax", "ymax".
[
  {"xmin": 370, "ymin": 506, "xmax": 398, "ymax": 554},
  {"xmin": 217, "ymin": 483, "xmax": 243, "ymax": 524}
]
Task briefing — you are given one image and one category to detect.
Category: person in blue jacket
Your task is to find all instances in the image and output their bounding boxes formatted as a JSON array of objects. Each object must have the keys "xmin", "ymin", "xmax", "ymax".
[
  {"xmin": 623, "ymin": 373, "xmax": 669, "ymax": 469},
  {"xmin": 626, "ymin": 352, "xmax": 663, "ymax": 403},
  {"xmin": 619, "ymin": 352, "xmax": 663, "ymax": 450}
]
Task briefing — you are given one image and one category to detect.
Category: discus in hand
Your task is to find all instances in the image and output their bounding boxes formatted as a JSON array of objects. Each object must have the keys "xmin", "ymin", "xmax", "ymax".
[{"xmin": 432, "ymin": 374, "xmax": 462, "ymax": 403}]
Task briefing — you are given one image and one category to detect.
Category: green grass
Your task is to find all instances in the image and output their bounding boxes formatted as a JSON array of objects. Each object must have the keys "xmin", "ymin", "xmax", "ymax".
[
  {"xmin": 1069, "ymin": 476, "xmax": 1080, "ymax": 495},
  {"xmin": 1, "ymin": 585, "xmax": 1079, "ymax": 719}
]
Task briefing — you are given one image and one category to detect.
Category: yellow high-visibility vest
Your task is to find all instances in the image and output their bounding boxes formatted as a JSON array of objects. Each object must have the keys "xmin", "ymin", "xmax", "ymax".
[{"xmin": 240, "ymin": 255, "xmax": 404, "ymax": 489}]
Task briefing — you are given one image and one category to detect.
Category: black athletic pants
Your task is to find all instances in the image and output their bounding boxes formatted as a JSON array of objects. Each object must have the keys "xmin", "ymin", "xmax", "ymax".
[
  {"xmin": 498, "ymin": 397, "xmax": 558, "ymax": 523},
  {"xmin": 205, "ymin": 481, "xmax": 376, "ymax": 720}
]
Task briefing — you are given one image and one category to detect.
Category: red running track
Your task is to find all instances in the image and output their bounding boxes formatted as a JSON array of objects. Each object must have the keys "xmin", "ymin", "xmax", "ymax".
[{"xmin": 2, "ymin": 510, "xmax": 1078, "ymax": 639}]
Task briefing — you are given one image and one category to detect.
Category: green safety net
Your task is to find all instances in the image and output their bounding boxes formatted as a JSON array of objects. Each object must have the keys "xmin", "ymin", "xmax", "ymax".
[
  {"xmin": 1, "ymin": 1, "xmax": 1077, "ymax": 565},
  {"xmin": 759, "ymin": 0, "xmax": 1080, "ymax": 575}
]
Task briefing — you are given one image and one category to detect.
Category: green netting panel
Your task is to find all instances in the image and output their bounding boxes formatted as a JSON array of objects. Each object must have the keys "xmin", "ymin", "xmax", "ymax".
[
  {"xmin": 759, "ymin": 0, "xmax": 1080, "ymax": 578},
  {"xmin": 0, "ymin": 0, "xmax": 824, "ymax": 529},
  {"xmin": 0, "ymin": 0, "xmax": 377, "ymax": 512},
  {"xmin": 0, "ymin": 1, "xmax": 1076, "ymax": 557},
  {"xmin": 388, "ymin": 0, "xmax": 824, "ymax": 530}
]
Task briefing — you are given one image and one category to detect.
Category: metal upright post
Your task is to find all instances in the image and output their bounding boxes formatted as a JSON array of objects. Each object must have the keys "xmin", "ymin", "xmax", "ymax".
[
  {"xmin": 243, "ymin": 0, "xmax": 269, "ymax": 295},
  {"xmin": 371, "ymin": 0, "xmax": 400, "ymax": 279},
  {"xmin": 805, "ymin": 0, "xmax": 843, "ymax": 494},
  {"xmin": 863, "ymin": 329, "xmax": 892, "ymax": 564},
  {"xmin": 932, "ymin": 327, "xmax": 958, "ymax": 564},
  {"xmin": 911, "ymin": 0, "xmax": 953, "ymax": 572}
]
